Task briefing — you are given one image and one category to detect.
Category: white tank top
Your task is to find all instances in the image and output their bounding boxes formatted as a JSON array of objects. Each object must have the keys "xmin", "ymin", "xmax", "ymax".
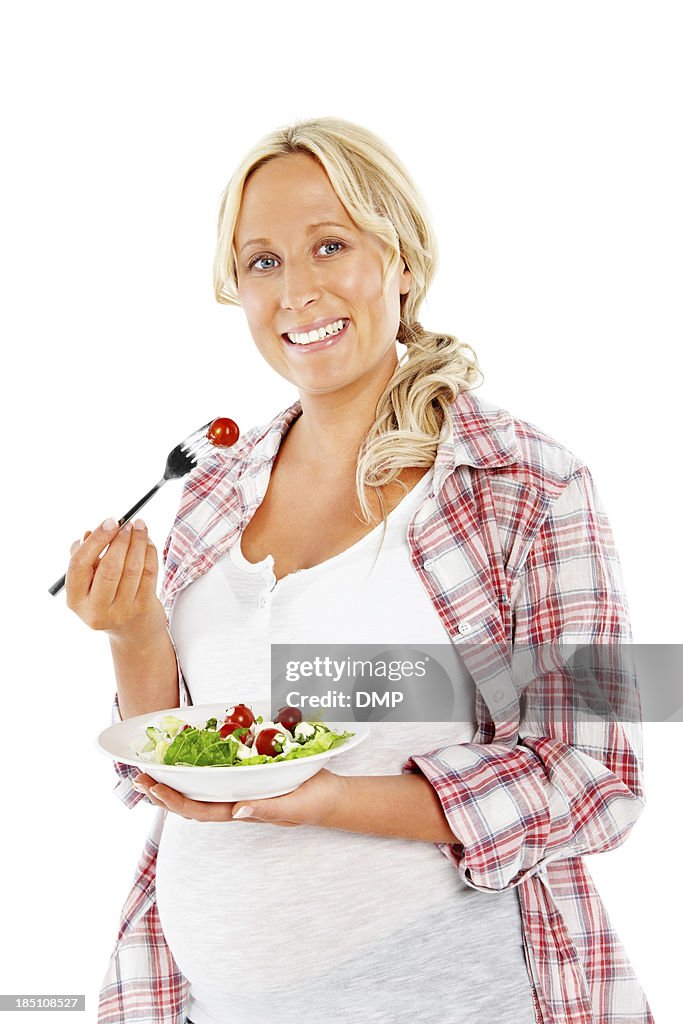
[{"xmin": 157, "ymin": 467, "xmax": 537, "ymax": 1024}]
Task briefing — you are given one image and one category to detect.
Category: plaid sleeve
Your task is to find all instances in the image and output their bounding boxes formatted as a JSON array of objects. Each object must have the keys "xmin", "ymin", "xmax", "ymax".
[
  {"xmin": 112, "ymin": 621, "xmax": 193, "ymax": 809},
  {"xmin": 403, "ymin": 466, "xmax": 645, "ymax": 893}
]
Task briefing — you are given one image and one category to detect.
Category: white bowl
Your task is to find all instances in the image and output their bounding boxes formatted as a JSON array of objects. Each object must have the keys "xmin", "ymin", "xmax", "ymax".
[{"xmin": 97, "ymin": 702, "xmax": 369, "ymax": 802}]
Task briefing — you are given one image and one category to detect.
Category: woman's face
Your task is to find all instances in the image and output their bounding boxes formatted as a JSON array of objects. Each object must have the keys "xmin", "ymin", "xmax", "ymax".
[{"xmin": 234, "ymin": 153, "xmax": 411, "ymax": 397}]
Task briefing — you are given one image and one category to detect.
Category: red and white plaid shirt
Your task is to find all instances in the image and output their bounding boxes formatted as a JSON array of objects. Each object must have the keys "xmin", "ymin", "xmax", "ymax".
[{"xmin": 98, "ymin": 390, "xmax": 653, "ymax": 1024}]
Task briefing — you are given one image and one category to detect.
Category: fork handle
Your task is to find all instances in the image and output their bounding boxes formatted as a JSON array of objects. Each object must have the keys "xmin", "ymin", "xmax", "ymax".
[
  {"xmin": 118, "ymin": 476, "xmax": 168, "ymax": 523},
  {"xmin": 47, "ymin": 476, "xmax": 168, "ymax": 596}
]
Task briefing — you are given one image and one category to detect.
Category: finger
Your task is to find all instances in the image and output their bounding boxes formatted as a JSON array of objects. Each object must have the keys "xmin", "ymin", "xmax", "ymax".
[
  {"xmin": 136, "ymin": 535, "xmax": 159, "ymax": 605},
  {"xmin": 88, "ymin": 521, "xmax": 136, "ymax": 609},
  {"xmin": 132, "ymin": 775, "xmax": 191, "ymax": 817},
  {"xmin": 147, "ymin": 789, "xmax": 191, "ymax": 817},
  {"xmin": 147, "ymin": 783, "xmax": 235, "ymax": 823},
  {"xmin": 231, "ymin": 813, "xmax": 298, "ymax": 827},
  {"xmin": 132, "ymin": 773, "xmax": 155, "ymax": 788},
  {"xmin": 113, "ymin": 519, "xmax": 151, "ymax": 607},
  {"xmin": 66, "ymin": 518, "xmax": 123, "ymax": 606},
  {"xmin": 231, "ymin": 799, "xmax": 292, "ymax": 824},
  {"xmin": 68, "ymin": 532, "xmax": 92, "ymax": 557}
]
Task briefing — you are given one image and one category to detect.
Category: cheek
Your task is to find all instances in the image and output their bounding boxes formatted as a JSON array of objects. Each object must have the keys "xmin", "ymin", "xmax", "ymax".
[
  {"xmin": 239, "ymin": 292, "xmax": 266, "ymax": 327},
  {"xmin": 342, "ymin": 265, "xmax": 385, "ymax": 314}
]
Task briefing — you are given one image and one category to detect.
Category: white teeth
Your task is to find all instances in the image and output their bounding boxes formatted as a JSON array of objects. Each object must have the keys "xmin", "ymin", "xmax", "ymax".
[{"xmin": 286, "ymin": 319, "xmax": 347, "ymax": 345}]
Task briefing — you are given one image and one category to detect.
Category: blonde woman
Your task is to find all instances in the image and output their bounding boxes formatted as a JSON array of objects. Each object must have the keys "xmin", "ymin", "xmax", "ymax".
[{"xmin": 67, "ymin": 117, "xmax": 652, "ymax": 1024}]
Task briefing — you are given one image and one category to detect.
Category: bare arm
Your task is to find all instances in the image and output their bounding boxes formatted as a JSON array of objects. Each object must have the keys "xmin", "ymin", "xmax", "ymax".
[
  {"xmin": 133, "ymin": 767, "xmax": 462, "ymax": 845},
  {"xmin": 327, "ymin": 772, "xmax": 458, "ymax": 844},
  {"xmin": 109, "ymin": 625, "xmax": 179, "ymax": 720}
]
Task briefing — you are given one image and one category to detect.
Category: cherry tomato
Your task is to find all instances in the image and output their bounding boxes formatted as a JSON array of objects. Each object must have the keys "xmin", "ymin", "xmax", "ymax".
[
  {"xmin": 219, "ymin": 721, "xmax": 249, "ymax": 741},
  {"xmin": 224, "ymin": 704, "xmax": 255, "ymax": 730},
  {"xmin": 274, "ymin": 706, "xmax": 303, "ymax": 733},
  {"xmin": 207, "ymin": 417, "xmax": 240, "ymax": 448},
  {"xmin": 180, "ymin": 724, "xmax": 192, "ymax": 733},
  {"xmin": 255, "ymin": 728, "xmax": 287, "ymax": 757}
]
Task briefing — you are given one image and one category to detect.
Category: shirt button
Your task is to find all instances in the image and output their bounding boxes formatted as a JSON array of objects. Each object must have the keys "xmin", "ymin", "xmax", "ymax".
[
  {"xmin": 257, "ymin": 596, "xmax": 267, "ymax": 609},
  {"xmin": 458, "ymin": 622, "xmax": 472, "ymax": 635},
  {"xmin": 423, "ymin": 558, "xmax": 436, "ymax": 570},
  {"xmin": 493, "ymin": 689, "xmax": 505, "ymax": 702}
]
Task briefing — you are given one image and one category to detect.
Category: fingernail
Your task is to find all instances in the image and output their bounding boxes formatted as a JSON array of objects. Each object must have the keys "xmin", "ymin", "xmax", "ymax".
[
  {"xmin": 132, "ymin": 780, "xmax": 147, "ymax": 794},
  {"xmin": 150, "ymin": 786, "xmax": 168, "ymax": 803},
  {"xmin": 232, "ymin": 806, "xmax": 254, "ymax": 819},
  {"xmin": 133, "ymin": 518, "xmax": 147, "ymax": 531},
  {"xmin": 102, "ymin": 517, "xmax": 118, "ymax": 530}
]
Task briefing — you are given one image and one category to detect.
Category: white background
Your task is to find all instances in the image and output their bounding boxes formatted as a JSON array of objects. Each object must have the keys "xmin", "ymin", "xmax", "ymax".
[{"xmin": 1, "ymin": 1, "xmax": 680, "ymax": 1021}]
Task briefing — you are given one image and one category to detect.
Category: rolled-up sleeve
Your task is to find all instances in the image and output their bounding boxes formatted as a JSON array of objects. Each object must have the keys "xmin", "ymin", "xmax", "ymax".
[{"xmin": 403, "ymin": 466, "xmax": 645, "ymax": 893}]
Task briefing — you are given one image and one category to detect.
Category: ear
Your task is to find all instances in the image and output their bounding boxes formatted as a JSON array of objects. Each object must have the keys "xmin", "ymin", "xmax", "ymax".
[{"xmin": 400, "ymin": 258, "xmax": 412, "ymax": 295}]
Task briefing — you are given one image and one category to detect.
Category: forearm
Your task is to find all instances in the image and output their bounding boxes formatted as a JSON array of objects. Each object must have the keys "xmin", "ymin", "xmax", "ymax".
[
  {"xmin": 109, "ymin": 624, "xmax": 179, "ymax": 720},
  {"xmin": 330, "ymin": 773, "xmax": 461, "ymax": 844}
]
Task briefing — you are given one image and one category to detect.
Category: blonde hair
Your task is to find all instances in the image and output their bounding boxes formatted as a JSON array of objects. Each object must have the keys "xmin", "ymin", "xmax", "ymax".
[{"xmin": 214, "ymin": 116, "xmax": 483, "ymax": 525}]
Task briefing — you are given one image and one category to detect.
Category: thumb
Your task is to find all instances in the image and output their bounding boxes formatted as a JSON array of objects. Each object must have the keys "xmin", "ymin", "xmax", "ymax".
[
  {"xmin": 231, "ymin": 803, "xmax": 257, "ymax": 820},
  {"xmin": 232, "ymin": 800, "xmax": 296, "ymax": 824}
]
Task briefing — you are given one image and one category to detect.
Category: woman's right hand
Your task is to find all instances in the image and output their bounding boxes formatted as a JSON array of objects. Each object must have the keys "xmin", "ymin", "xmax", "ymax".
[{"xmin": 65, "ymin": 517, "xmax": 168, "ymax": 642}]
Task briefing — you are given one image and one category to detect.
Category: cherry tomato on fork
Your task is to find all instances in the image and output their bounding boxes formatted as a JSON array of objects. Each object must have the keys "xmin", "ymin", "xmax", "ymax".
[{"xmin": 207, "ymin": 417, "xmax": 240, "ymax": 447}]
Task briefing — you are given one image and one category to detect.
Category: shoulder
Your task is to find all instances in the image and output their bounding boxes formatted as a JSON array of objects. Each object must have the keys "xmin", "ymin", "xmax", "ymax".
[
  {"xmin": 445, "ymin": 391, "xmax": 604, "ymax": 573},
  {"xmin": 449, "ymin": 390, "xmax": 588, "ymax": 502}
]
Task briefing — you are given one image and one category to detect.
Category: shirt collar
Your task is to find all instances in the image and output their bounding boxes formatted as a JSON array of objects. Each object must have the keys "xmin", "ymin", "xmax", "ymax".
[
  {"xmin": 245, "ymin": 389, "xmax": 519, "ymax": 498},
  {"xmin": 248, "ymin": 389, "xmax": 516, "ymax": 468},
  {"xmin": 431, "ymin": 389, "xmax": 519, "ymax": 495},
  {"xmin": 165, "ymin": 389, "xmax": 520, "ymax": 606}
]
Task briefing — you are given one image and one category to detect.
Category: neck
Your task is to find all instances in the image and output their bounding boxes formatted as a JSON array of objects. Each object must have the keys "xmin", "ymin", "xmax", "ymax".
[{"xmin": 288, "ymin": 353, "xmax": 399, "ymax": 474}]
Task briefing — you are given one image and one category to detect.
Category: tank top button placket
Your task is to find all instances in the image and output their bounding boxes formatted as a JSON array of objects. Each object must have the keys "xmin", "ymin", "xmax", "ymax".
[{"xmin": 257, "ymin": 555, "xmax": 277, "ymax": 610}]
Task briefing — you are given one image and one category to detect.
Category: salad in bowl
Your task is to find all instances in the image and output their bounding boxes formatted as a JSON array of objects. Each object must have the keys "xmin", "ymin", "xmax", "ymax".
[{"xmin": 98, "ymin": 701, "xmax": 368, "ymax": 801}]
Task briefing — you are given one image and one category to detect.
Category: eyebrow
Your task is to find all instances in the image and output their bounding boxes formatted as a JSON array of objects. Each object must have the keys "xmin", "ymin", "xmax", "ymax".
[{"xmin": 239, "ymin": 221, "xmax": 352, "ymax": 254}]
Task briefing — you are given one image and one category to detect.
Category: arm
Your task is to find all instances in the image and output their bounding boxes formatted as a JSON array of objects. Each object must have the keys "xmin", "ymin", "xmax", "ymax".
[
  {"xmin": 401, "ymin": 466, "xmax": 645, "ymax": 893},
  {"xmin": 325, "ymin": 772, "xmax": 459, "ymax": 843},
  {"xmin": 65, "ymin": 518, "xmax": 186, "ymax": 806},
  {"xmin": 136, "ymin": 765, "xmax": 461, "ymax": 842},
  {"xmin": 110, "ymin": 621, "xmax": 179, "ymax": 721},
  {"xmin": 110, "ymin": 620, "xmax": 192, "ymax": 808}
]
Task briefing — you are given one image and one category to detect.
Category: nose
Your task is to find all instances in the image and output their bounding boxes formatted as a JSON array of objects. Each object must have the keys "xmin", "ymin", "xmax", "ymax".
[{"xmin": 280, "ymin": 256, "xmax": 322, "ymax": 313}]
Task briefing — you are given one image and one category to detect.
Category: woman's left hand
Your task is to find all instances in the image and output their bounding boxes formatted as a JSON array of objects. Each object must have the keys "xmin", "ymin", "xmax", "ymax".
[{"xmin": 132, "ymin": 768, "xmax": 349, "ymax": 829}]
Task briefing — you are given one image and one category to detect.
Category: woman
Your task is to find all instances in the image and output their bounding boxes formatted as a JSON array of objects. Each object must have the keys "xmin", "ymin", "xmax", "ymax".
[{"xmin": 67, "ymin": 117, "xmax": 653, "ymax": 1023}]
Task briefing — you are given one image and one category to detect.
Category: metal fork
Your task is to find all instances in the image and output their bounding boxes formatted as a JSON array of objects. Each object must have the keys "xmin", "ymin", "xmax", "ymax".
[{"xmin": 48, "ymin": 420, "xmax": 216, "ymax": 596}]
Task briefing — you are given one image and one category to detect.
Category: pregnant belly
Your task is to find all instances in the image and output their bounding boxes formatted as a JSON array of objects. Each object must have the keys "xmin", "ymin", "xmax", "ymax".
[
  {"xmin": 155, "ymin": 815, "xmax": 532, "ymax": 1013},
  {"xmin": 157, "ymin": 815, "xmax": 464, "ymax": 988}
]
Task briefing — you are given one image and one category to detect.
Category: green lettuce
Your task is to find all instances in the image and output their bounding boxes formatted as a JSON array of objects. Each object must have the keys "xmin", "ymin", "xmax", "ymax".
[
  {"xmin": 163, "ymin": 728, "xmax": 240, "ymax": 766},
  {"xmin": 157, "ymin": 721, "xmax": 355, "ymax": 768}
]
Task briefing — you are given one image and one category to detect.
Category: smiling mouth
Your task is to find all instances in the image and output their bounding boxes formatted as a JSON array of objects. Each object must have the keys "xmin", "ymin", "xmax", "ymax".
[{"xmin": 282, "ymin": 318, "xmax": 350, "ymax": 347}]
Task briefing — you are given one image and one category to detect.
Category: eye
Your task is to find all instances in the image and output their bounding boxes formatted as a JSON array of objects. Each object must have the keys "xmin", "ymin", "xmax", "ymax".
[
  {"xmin": 317, "ymin": 239, "xmax": 345, "ymax": 256},
  {"xmin": 247, "ymin": 254, "xmax": 278, "ymax": 272},
  {"xmin": 246, "ymin": 239, "xmax": 346, "ymax": 273}
]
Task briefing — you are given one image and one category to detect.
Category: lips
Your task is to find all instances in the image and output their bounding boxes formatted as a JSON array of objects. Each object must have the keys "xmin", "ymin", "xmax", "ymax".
[
  {"xmin": 281, "ymin": 318, "xmax": 350, "ymax": 352},
  {"xmin": 283, "ymin": 315, "xmax": 347, "ymax": 336}
]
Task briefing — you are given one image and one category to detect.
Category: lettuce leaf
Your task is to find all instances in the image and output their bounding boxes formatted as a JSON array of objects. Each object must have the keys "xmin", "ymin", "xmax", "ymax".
[
  {"xmin": 163, "ymin": 728, "xmax": 240, "ymax": 766},
  {"xmin": 159, "ymin": 723, "xmax": 355, "ymax": 767}
]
